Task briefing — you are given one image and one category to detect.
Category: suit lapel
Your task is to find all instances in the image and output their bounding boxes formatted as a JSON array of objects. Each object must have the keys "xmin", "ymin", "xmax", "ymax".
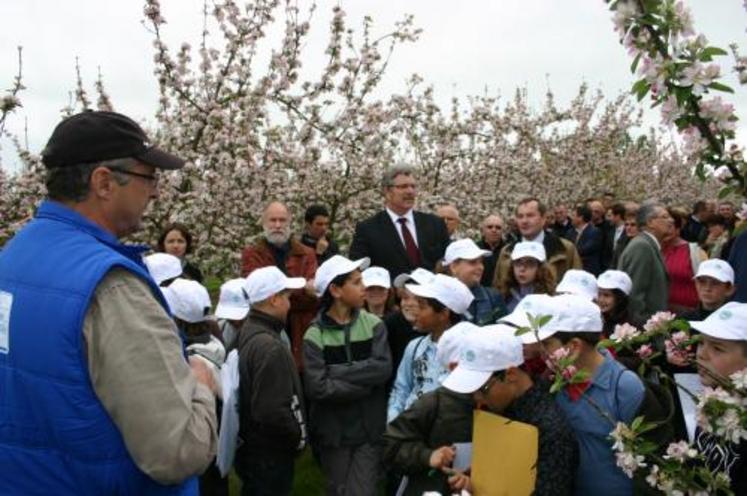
[{"xmin": 378, "ymin": 211, "xmax": 411, "ymax": 266}]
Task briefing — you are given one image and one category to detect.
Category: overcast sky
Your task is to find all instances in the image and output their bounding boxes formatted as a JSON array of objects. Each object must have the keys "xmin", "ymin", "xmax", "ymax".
[{"xmin": 2, "ymin": 0, "xmax": 747, "ymax": 171}]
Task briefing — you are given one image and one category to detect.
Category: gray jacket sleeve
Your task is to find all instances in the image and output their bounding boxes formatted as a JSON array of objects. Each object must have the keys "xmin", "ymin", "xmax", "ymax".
[
  {"xmin": 302, "ymin": 339, "xmax": 373, "ymax": 402},
  {"xmin": 83, "ymin": 269, "xmax": 217, "ymax": 485},
  {"xmin": 383, "ymin": 392, "xmax": 438, "ymax": 474}
]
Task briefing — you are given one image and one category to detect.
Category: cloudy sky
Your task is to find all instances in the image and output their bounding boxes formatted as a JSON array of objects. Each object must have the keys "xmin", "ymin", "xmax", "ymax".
[{"xmin": 2, "ymin": 0, "xmax": 747, "ymax": 171}]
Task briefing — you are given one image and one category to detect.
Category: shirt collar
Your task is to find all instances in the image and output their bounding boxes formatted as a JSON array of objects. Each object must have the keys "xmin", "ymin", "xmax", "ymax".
[
  {"xmin": 386, "ymin": 207, "xmax": 415, "ymax": 226},
  {"xmin": 643, "ymin": 231, "xmax": 661, "ymax": 251},
  {"xmin": 522, "ymin": 230, "xmax": 545, "ymax": 244},
  {"xmin": 590, "ymin": 348, "xmax": 617, "ymax": 391}
]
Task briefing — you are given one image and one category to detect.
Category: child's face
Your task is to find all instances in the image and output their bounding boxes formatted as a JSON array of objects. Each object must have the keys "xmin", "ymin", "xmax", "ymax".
[
  {"xmin": 398, "ymin": 288, "xmax": 420, "ymax": 324},
  {"xmin": 334, "ymin": 270, "xmax": 366, "ymax": 309},
  {"xmin": 694, "ymin": 277, "xmax": 734, "ymax": 310},
  {"xmin": 415, "ymin": 297, "xmax": 449, "ymax": 332},
  {"xmin": 450, "ymin": 258, "xmax": 484, "ymax": 288},
  {"xmin": 696, "ymin": 335, "xmax": 747, "ymax": 387},
  {"xmin": 513, "ymin": 258, "xmax": 539, "ymax": 286},
  {"xmin": 365, "ymin": 286, "xmax": 389, "ymax": 307},
  {"xmin": 597, "ymin": 288, "xmax": 617, "ymax": 314},
  {"xmin": 474, "ymin": 372, "xmax": 514, "ymax": 414}
]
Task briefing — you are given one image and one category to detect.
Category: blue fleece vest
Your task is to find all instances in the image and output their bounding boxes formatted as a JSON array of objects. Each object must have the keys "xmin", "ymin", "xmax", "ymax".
[{"xmin": 0, "ymin": 200, "xmax": 198, "ymax": 496}]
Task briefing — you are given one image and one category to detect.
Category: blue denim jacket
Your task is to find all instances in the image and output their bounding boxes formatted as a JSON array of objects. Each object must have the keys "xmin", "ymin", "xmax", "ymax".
[
  {"xmin": 387, "ymin": 335, "xmax": 449, "ymax": 422},
  {"xmin": 555, "ymin": 350, "xmax": 645, "ymax": 496}
]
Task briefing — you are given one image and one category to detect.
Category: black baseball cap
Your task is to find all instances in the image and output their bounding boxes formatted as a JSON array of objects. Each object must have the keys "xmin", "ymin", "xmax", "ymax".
[{"xmin": 41, "ymin": 110, "xmax": 184, "ymax": 170}]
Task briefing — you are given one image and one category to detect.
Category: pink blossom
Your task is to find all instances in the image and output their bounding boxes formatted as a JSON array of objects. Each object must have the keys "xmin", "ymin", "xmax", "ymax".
[
  {"xmin": 643, "ymin": 311, "xmax": 677, "ymax": 333},
  {"xmin": 637, "ymin": 344, "xmax": 654, "ymax": 359},
  {"xmin": 612, "ymin": 323, "xmax": 641, "ymax": 342},
  {"xmin": 663, "ymin": 440, "xmax": 697, "ymax": 462},
  {"xmin": 561, "ymin": 365, "xmax": 578, "ymax": 381}
]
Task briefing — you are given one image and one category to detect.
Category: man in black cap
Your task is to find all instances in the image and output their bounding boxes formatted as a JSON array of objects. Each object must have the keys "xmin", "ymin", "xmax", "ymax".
[{"xmin": 0, "ymin": 111, "xmax": 217, "ymax": 495}]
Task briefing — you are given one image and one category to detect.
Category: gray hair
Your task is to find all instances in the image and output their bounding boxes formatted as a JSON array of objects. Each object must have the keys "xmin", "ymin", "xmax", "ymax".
[
  {"xmin": 381, "ymin": 164, "xmax": 415, "ymax": 189},
  {"xmin": 636, "ymin": 200, "xmax": 664, "ymax": 229},
  {"xmin": 46, "ymin": 157, "xmax": 137, "ymax": 202}
]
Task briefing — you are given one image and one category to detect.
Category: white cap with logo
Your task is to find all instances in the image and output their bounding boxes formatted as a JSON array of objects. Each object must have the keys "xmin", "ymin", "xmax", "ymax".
[
  {"xmin": 511, "ymin": 241, "xmax": 547, "ymax": 263},
  {"xmin": 144, "ymin": 253, "xmax": 183, "ymax": 285},
  {"xmin": 436, "ymin": 321, "xmax": 480, "ymax": 368},
  {"xmin": 214, "ymin": 278, "xmax": 251, "ymax": 320},
  {"xmin": 443, "ymin": 239, "xmax": 492, "ymax": 266},
  {"xmin": 406, "ymin": 274, "xmax": 475, "ymax": 315},
  {"xmin": 244, "ymin": 266, "xmax": 305, "ymax": 304},
  {"xmin": 442, "ymin": 327, "xmax": 524, "ymax": 394},
  {"xmin": 163, "ymin": 278, "xmax": 212, "ymax": 323},
  {"xmin": 314, "ymin": 255, "xmax": 370, "ymax": 297},
  {"xmin": 551, "ymin": 294, "xmax": 604, "ymax": 333},
  {"xmin": 499, "ymin": 295, "xmax": 562, "ymax": 344},
  {"xmin": 362, "ymin": 266, "xmax": 392, "ymax": 289},
  {"xmin": 694, "ymin": 259, "xmax": 735, "ymax": 284},
  {"xmin": 597, "ymin": 270, "xmax": 633, "ymax": 296},
  {"xmin": 556, "ymin": 269, "xmax": 598, "ymax": 301},
  {"xmin": 393, "ymin": 268, "xmax": 435, "ymax": 289},
  {"xmin": 689, "ymin": 302, "xmax": 747, "ymax": 341}
]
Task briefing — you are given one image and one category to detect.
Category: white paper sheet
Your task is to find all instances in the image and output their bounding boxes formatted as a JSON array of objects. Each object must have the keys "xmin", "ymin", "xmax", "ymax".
[{"xmin": 674, "ymin": 373, "xmax": 704, "ymax": 443}]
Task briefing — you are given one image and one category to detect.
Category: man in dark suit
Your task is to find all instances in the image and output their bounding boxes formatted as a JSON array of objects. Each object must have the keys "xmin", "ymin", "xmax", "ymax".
[
  {"xmin": 571, "ymin": 204, "xmax": 603, "ymax": 276},
  {"xmin": 348, "ymin": 165, "xmax": 450, "ymax": 278},
  {"xmin": 551, "ymin": 203, "xmax": 576, "ymax": 241},
  {"xmin": 589, "ymin": 199, "xmax": 615, "ymax": 272},
  {"xmin": 619, "ymin": 202, "xmax": 673, "ymax": 322}
]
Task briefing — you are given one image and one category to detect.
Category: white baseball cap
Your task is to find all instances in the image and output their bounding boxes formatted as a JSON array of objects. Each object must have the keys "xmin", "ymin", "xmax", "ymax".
[
  {"xmin": 144, "ymin": 253, "xmax": 183, "ymax": 285},
  {"xmin": 436, "ymin": 321, "xmax": 480, "ymax": 368},
  {"xmin": 393, "ymin": 268, "xmax": 435, "ymax": 289},
  {"xmin": 406, "ymin": 274, "xmax": 475, "ymax": 315},
  {"xmin": 556, "ymin": 269, "xmax": 598, "ymax": 301},
  {"xmin": 362, "ymin": 266, "xmax": 391, "ymax": 289},
  {"xmin": 442, "ymin": 327, "xmax": 524, "ymax": 394},
  {"xmin": 510, "ymin": 241, "xmax": 547, "ymax": 262},
  {"xmin": 694, "ymin": 259, "xmax": 735, "ymax": 284},
  {"xmin": 443, "ymin": 239, "xmax": 491, "ymax": 266},
  {"xmin": 498, "ymin": 294, "xmax": 555, "ymax": 328},
  {"xmin": 689, "ymin": 302, "xmax": 747, "ymax": 341},
  {"xmin": 214, "ymin": 278, "xmax": 251, "ymax": 320},
  {"xmin": 550, "ymin": 294, "xmax": 603, "ymax": 333},
  {"xmin": 163, "ymin": 278, "xmax": 212, "ymax": 323},
  {"xmin": 597, "ymin": 270, "xmax": 633, "ymax": 296},
  {"xmin": 244, "ymin": 266, "xmax": 306, "ymax": 304},
  {"xmin": 314, "ymin": 255, "xmax": 370, "ymax": 297}
]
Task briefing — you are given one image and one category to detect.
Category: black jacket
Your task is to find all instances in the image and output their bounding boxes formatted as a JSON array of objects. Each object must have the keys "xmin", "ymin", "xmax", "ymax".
[
  {"xmin": 349, "ymin": 210, "xmax": 450, "ymax": 278},
  {"xmin": 235, "ymin": 310, "xmax": 306, "ymax": 460},
  {"xmin": 300, "ymin": 232, "xmax": 340, "ymax": 265},
  {"xmin": 477, "ymin": 237, "xmax": 503, "ymax": 287},
  {"xmin": 576, "ymin": 223, "xmax": 603, "ymax": 276}
]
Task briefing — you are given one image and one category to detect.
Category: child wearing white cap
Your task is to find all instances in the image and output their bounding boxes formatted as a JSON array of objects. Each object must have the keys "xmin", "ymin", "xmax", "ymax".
[
  {"xmin": 522, "ymin": 294, "xmax": 649, "ymax": 496},
  {"xmin": 689, "ymin": 302, "xmax": 747, "ymax": 494},
  {"xmin": 214, "ymin": 278, "xmax": 251, "ymax": 350},
  {"xmin": 233, "ymin": 266, "xmax": 307, "ymax": 495},
  {"xmin": 555, "ymin": 269, "xmax": 598, "ymax": 301},
  {"xmin": 496, "ymin": 241, "xmax": 556, "ymax": 313},
  {"xmin": 362, "ymin": 266, "xmax": 395, "ymax": 318},
  {"xmin": 443, "ymin": 239, "xmax": 508, "ymax": 324},
  {"xmin": 143, "ymin": 252, "xmax": 183, "ymax": 287},
  {"xmin": 596, "ymin": 270, "xmax": 637, "ymax": 337},
  {"xmin": 162, "ymin": 279, "xmax": 226, "ymax": 392},
  {"xmin": 303, "ymin": 255, "xmax": 392, "ymax": 496},
  {"xmin": 387, "ymin": 274, "xmax": 474, "ymax": 422},
  {"xmin": 680, "ymin": 259, "xmax": 736, "ymax": 321}
]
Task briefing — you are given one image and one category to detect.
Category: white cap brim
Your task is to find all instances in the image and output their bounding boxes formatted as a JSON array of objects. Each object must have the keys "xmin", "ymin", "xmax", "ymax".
[
  {"xmin": 693, "ymin": 270, "xmax": 733, "ymax": 284},
  {"xmin": 442, "ymin": 366, "xmax": 493, "ymax": 394},
  {"xmin": 689, "ymin": 320, "xmax": 743, "ymax": 340},
  {"xmin": 405, "ymin": 282, "xmax": 438, "ymax": 300},
  {"xmin": 214, "ymin": 304, "xmax": 250, "ymax": 321},
  {"xmin": 284, "ymin": 277, "xmax": 306, "ymax": 290},
  {"xmin": 518, "ymin": 327, "xmax": 558, "ymax": 344}
]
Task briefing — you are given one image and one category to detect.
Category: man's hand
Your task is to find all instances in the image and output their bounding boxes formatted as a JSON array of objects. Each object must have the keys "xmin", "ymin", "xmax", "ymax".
[
  {"xmin": 429, "ymin": 445, "xmax": 456, "ymax": 470},
  {"xmin": 448, "ymin": 472, "xmax": 472, "ymax": 493},
  {"xmin": 316, "ymin": 237, "xmax": 329, "ymax": 255},
  {"xmin": 189, "ymin": 356, "xmax": 217, "ymax": 394}
]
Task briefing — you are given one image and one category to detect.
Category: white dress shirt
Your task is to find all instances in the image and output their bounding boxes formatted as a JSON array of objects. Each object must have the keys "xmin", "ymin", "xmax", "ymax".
[{"xmin": 386, "ymin": 207, "xmax": 419, "ymax": 247}]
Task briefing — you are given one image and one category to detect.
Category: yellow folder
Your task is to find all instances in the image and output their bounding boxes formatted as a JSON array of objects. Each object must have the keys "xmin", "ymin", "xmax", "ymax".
[{"xmin": 471, "ymin": 409, "xmax": 538, "ymax": 496}]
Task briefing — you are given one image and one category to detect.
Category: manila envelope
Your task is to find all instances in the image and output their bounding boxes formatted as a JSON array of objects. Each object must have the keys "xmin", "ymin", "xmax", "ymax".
[{"xmin": 470, "ymin": 409, "xmax": 538, "ymax": 496}]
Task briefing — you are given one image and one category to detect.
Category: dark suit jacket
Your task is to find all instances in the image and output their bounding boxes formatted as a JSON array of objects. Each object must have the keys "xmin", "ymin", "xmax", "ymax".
[
  {"xmin": 575, "ymin": 224, "xmax": 603, "ymax": 276},
  {"xmin": 611, "ymin": 232, "xmax": 629, "ymax": 269},
  {"xmin": 593, "ymin": 219, "xmax": 615, "ymax": 272},
  {"xmin": 348, "ymin": 210, "xmax": 450, "ymax": 278}
]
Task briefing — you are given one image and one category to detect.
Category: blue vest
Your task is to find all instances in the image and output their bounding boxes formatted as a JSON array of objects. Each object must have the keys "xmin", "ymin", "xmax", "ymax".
[{"xmin": 0, "ymin": 200, "xmax": 198, "ymax": 496}]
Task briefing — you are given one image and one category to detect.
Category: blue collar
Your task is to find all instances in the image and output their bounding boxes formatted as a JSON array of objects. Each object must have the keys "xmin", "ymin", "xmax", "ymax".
[
  {"xmin": 590, "ymin": 349, "xmax": 617, "ymax": 391},
  {"xmin": 36, "ymin": 200, "xmax": 151, "ymax": 263}
]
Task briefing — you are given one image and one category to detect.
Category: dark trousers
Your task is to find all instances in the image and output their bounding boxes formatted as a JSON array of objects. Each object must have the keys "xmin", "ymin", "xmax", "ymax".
[{"xmin": 237, "ymin": 454, "xmax": 295, "ymax": 496}]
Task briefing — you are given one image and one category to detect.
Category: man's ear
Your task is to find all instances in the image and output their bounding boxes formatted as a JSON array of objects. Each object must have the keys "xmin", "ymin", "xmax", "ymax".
[{"xmin": 89, "ymin": 166, "xmax": 116, "ymax": 200}]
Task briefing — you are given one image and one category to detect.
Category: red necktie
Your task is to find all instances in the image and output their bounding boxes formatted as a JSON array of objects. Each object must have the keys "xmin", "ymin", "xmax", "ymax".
[{"xmin": 397, "ymin": 217, "xmax": 421, "ymax": 267}]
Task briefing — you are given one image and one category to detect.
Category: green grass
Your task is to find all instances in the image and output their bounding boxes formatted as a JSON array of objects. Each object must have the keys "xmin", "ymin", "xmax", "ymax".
[{"xmin": 227, "ymin": 448, "xmax": 325, "ymax": 495}]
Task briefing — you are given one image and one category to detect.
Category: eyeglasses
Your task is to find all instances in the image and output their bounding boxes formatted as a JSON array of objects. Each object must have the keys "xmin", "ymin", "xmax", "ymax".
[
  {"xmin": 485, "ymin": 225, "xmax": 502, "ymax": 230},
  {"xmin": 478, "ymin": 375, "xmax": 498, "ymax": 395},
  {"xmin": 109, "ymin": 168, "xmax": 159, "ymax": 186},
  {"xmin": 391, "ymin": 183, "xmax": 417, "ymax": 191}
]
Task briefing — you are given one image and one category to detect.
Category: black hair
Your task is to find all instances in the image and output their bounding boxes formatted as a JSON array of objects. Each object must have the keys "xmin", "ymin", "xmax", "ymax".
[
  {"xmin": 46, "ymin": 158, "xmax": 133, "ymax": 202},
  {"xmin": 692, "ymin": 200, "xmax": 707, "ymax": 214},
  {"xmin": 601, "ymin": 288, "xmax": 631, "ymax": 336},
  {"xmin": 320, "ymin": 270, "xmax": 357, "ymax": 309},
  {"xmin": 157, "ymin": 223, "xmax": 194, "ymax": 254},
  {"xmin": 304, "ymin": 204, "xmax": 330, "ymax": 224},
  {"xmin": 706, "ymin": 214, "xmax": 727, "ymax": 227},
  {"xmin": 575, "ymin": 204, "xmax": 592, "ymax": 223},
  {"xmin": 555, "ymin": 332, "xmax": 601, "ymax": 347},
  {"xmin": 422, "ymin": 297, "xmax": 462, "ymax": 325},
  {"xmin": 611, "ymin": 203, "xmax": 626, "ymax": 218}
]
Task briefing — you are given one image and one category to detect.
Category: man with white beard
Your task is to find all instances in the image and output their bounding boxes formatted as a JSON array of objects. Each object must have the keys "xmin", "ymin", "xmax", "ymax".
[{"xmin": 241, "ymin": 201, "xmax": 318, "ymax": 368}]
